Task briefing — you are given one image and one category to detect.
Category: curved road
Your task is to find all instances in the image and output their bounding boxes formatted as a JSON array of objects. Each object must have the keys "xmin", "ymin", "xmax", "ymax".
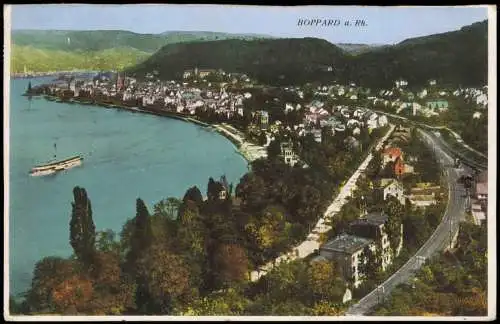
[
  {"xmin": 371, "ymin": 109, "xmax": 487, "ymax": 169},
  {"xmin": 345, "ymin": 128, "xmax": 469, "ymax": 315}
]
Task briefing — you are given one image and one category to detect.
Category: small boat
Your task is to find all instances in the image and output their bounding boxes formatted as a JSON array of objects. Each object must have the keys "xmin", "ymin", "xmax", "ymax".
[{"xmin": 29, "ymin": 143, "xmax": 83, "ymax": 177}]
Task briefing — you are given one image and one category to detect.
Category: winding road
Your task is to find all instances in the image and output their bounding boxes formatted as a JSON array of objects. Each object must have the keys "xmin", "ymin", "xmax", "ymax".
[{"xmin": 345, "ymin": 128, "xmax": 471, "ymax": 315}]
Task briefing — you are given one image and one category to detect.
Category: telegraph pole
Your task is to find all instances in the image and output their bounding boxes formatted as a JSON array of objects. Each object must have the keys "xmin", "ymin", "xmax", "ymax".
[{"xmin": 449, "ymin": 216, "xmax": 453, "ymax": 250}]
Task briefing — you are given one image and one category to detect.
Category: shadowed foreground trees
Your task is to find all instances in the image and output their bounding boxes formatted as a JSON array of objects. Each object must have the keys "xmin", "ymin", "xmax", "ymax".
[{"xmin": 373, "ymin": 222, "xmax": 487, "ymax": 316}]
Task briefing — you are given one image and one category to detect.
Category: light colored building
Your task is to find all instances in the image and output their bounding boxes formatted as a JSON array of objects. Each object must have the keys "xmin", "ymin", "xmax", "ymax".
[
  {"xmin": 376, "ymin": 178, "xmax": 406, "ymax": 205},
  {"xmin": 280, "ymin": 142, "xmax": 298, "ymax": 167},
  {"xmin": 317, "ymin": 234, "xmax": 375, "ymax": 288},
  {"xmin": 349, "ymin": 212, "xmax": 403, "ymax": 271}
]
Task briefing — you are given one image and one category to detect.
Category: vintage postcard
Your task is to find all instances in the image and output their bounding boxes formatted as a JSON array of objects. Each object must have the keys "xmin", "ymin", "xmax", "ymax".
[{"xmin": 3, "ymin": 4, "xmax": 496, "ymax": 321}]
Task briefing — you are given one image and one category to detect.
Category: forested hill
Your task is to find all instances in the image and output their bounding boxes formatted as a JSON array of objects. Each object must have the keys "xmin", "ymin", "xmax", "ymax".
[
  {"xmin": 127, "ymin": 20, "xmax": 488, "ymax": 88},
  {"xmin": 11, "ymin": 30, "xmax": 273, "ymax": 52},
  {"xmin": 126, "ymin": 38, "xmax": 348, "ymax": 85},
  {"xmin": 346, "ymin": 20, "xmax": 488, "ymax": 89}
]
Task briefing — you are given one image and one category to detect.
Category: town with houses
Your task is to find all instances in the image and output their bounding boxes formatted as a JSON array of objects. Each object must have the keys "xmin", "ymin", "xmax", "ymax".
[{"xmin": 26, "ymin": 67, "xmax": 489, "ymax": 303}]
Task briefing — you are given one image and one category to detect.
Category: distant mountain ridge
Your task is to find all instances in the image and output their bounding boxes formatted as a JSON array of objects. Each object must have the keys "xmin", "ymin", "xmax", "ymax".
[
  {"xmin": 335, "ymin": 43, "xmax": 388, "ymax": 55},
  {"xmin": 126, "ymin": 20, "xmax": 488, "ymax": 88},
  {"xmin": 11, "ymin": 20, "xmax": 487, "ymax": 88}
]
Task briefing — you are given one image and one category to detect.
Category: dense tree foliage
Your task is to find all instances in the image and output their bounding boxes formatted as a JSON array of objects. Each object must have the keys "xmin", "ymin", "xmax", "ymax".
[{"xmin": 373, "ymin": 222, "xmax": 487, "ymax": 316}]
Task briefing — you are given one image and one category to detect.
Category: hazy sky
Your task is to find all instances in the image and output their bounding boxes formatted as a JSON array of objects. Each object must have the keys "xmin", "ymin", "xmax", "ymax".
[{"xmin": 9, "ymin": 5, "xmax": 489, "ymax": 44}]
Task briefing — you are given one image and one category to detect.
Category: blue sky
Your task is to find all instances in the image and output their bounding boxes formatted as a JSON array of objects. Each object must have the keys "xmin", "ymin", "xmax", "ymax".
[{"xmin": 10, "ymin": 5, "xmax": 489, "ymax": 44}]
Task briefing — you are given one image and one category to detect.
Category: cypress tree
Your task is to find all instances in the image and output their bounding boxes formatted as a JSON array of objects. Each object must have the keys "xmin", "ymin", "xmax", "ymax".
[
  {"xmin": 134, "ymin": 198, "xmax": 153, "ymax": 251},
  {"xmin": 69, "ymin": 186, "xmax": 96, "ymax": 268},
  {"xmin": 182, "ymin": 186, "xmax": 203, "ymax": 205},
  {"xmin": 126, "ymin": 198, "xmax": 153, "ymax": 271}
]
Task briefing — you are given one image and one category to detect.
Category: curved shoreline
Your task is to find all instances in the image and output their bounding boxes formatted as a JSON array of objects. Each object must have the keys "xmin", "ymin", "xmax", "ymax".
[{"xmin": 37, "ymin": 94, "xmax": 267, "ymax": 164}]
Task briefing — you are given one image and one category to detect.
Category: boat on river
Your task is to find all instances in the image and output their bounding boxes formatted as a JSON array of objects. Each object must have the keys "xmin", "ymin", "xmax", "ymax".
[
  {"xmin": 29, "ymin": 155, "xmax": 83, "ymax": 177},
  {"xmin": 29, "ymin": 143, "xmax": 83, "ymax": 176}
]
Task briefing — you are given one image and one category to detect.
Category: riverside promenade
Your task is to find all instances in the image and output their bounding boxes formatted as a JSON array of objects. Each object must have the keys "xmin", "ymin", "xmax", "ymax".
[
  {"xmin": 249, "ymin": 124, "xmax": 396, "ymax": 282},
  {"xmin": 212, "ymin": 123, "xmax": 268, "ymax": 162}
]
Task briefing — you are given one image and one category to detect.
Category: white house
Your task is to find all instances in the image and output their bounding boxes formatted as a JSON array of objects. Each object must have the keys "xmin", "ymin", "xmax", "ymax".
[
  {"xmin": 378, "ymin": 178, "xmax": 406, "ymax": 205},
  {"xmin": 378, "ymin": 115, "xmax": 388, "ymax": 126},
  {"xmin": 475, "ymin": 93, "xmax": 488, "ymax": 107},
  {"xmin": 280, "ymin": 142, "xmax": 298, "ymax": 167}
]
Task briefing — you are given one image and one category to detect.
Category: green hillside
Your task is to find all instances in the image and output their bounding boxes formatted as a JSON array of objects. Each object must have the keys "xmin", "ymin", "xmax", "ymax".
[
  {"xmin": 10, "ymin": 30, "xmax": 273, "ymax": 73},
  {"xmin": 11, "ymin": 45, "xmax": 151, "ymax": 73},
  {"xmin": 126, "ymin": 37, "xmax": 347, "ymax": 85},
  {"xmin": 11, "ymin": 29, "xmax": 272, "ymax": 52}
]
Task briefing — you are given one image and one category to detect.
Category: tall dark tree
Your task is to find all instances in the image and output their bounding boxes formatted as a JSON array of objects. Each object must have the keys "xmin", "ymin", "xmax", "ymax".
[
  {"xmin": 183, "ymin": 186, "xmax": 204, "ymax": 205},
  {"xmin": 69, "ymin": 186, "xmax": 96, "ymax": 269},
  {"xmin": 267, "ymin": 139, "xmax": 282, "ymax": 160},
  {"xmin": 125, "ymin": 198, "xmax": 153, "ymax": 271},
  {"xmin": 385, "ymin": 196, "xmax": 404, "ymax": 255},
  {"xmin": 134, "ymin": 198, "xmax": 153, "ymax": 251},
  {"xmin": 207, "ymin": 177, "xmax": 218, "ymax": 201}
]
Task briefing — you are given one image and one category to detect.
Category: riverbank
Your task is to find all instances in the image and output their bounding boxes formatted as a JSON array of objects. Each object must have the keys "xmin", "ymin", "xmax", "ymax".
[
  {"xmin": 38, "ymin": 93, "xmax": 267, "ymax": 163},
  {"xmin": 11, "ymin": 70, "xmax": 99, "ymax": 79}
]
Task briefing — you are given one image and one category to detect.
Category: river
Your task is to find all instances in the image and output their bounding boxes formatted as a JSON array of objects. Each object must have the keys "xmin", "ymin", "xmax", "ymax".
[{"xmin": 7, "ymin": 77, "xmax": 249, "ymax": 297}]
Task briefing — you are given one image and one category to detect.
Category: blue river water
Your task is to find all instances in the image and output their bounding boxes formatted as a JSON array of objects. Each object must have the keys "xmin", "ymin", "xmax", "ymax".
[{"xmin": 8, "ymin": 77, "xmax": 248, "ymax": 297}]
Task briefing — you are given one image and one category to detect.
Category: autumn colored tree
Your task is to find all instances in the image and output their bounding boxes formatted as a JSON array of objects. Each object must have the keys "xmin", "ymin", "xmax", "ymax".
[
  {"xmin": 69, "ymin": 186, "xmax": 96, "ymax": 269},
  {"xmin": 310, "ymin": 300, "xmax": 346, "ymax": 316},
  {"xmin": 25, "ymin": 257, "xmax": 79, "ymax": 313},
  {"xmin": 306, "ymin": 260, "xmax": 345, "ymax": 304},
  {"xmin": 51, "ymin": 275, "xmax": 94, "ymax": 314},
  {"xmin": 212, "ymin": 243, "xmax": 249, "ymax": 288},
  {"xmin": 136, "ymin": 244, "xmax": 191, "ymax": 313}
]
